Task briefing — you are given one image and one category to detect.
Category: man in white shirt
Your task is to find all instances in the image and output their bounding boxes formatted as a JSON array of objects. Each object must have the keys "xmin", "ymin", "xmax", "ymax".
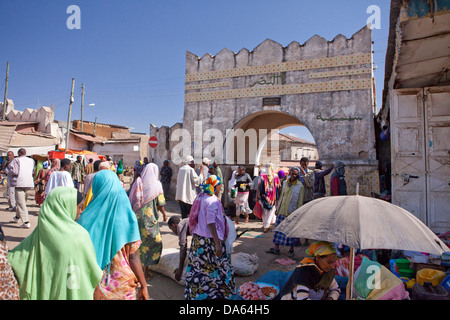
[
  {"xmin": 175, "ymin": 155, "xmax": 201, "ymax": 218},
  {"xmin": 45, "ymin": 158, "xmax": 74, "ymax": 195},
  {"xmin": 9, "ymin": 148, "xmax": 35, "ymax": 228},
  {"xmin": 195, "ymin": 157, "xmax": 210, "ymax": 194}
]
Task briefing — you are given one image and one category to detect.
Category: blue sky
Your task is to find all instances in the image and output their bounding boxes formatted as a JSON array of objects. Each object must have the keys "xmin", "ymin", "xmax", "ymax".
[{"xmin": 0, "ymin": 0, "xmax": 390, "ymax": 141}]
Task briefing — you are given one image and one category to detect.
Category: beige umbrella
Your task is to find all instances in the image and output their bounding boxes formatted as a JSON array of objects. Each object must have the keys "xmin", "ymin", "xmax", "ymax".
[{"xmin": 275, "ymin": 194, "xmax": 450, "ymax": 299}]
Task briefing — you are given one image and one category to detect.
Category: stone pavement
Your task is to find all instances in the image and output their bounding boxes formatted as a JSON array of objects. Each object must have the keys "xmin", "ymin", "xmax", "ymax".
[{"xmin": 0, "ymin": 185, "xmax": 308, "ymax": 300}]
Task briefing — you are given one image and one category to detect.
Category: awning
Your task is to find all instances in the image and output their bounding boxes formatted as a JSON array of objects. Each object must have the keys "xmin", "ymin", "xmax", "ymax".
[{"xmin": 70, "ymin": 131, "xmax": 105, "ymax": 143}]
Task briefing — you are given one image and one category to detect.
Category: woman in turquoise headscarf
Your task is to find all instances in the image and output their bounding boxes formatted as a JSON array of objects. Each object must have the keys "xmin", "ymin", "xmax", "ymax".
[
  {"xmin": 78, "ymin": 170, "xmax": 149, "ymax": 300},
  {"xmin": 8, "ymin": 187, "xmax": 102, "ymax": 300}
]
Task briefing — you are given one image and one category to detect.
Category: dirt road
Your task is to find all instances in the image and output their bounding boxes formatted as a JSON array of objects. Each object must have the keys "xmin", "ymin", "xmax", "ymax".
[{"xmin": 0, "ymin": 186, "xmax": 307, "ymax": 300}]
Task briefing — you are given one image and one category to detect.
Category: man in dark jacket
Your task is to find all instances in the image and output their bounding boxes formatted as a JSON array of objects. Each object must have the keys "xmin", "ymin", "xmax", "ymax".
[
  {"xmin": 313, "ymin": 161, "xmax": 334, "ymax": 199},
  {"xmin": 330, "ymin": 161, "xmax": 347, "ymax": 196}
]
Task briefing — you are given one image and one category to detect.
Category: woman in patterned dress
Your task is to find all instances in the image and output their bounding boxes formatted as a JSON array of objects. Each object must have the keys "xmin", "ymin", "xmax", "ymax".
[
  {"xmin": 185, "ymin": 175, "xmax": 236, "ymax": 300},
  {"xmin": 0, "ymin": 225, "xmax": 19, "ymax": 300},
  {"xmin": 129, "ymin": 163, "xmax": 166, "ymax": 280}
]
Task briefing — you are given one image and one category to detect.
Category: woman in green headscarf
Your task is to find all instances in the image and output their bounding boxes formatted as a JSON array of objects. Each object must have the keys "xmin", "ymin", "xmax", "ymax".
[
  {"xmin": 7, "ymin": 187, "xmax": 102, "ymax": 300},
  {"xmin": 117, "ymin": 159, "xmax": 124, "ymax": 181},
  {"xmin": 275, "ymin": 241, "xmax": 341, "ymax": 300}
]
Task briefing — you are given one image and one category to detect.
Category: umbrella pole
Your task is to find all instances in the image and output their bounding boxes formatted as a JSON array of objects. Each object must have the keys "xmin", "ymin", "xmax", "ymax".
[{"xmin": 346, "ymin": 247, "xmax": 356, "ymax": 300}]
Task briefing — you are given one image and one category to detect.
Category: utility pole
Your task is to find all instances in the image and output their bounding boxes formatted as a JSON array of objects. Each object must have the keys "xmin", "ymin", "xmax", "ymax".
[
  {"xmin": 65, "ymin": 78, "xmax": 75, "ymax": 153},
  {"xmin": 93, "ymin": 117, "xmax": 97, "ymax": 135},
  {"xmin": 2, "ymin": 62, "xmax": 10, "ymax": 121},
  {"xmin": 80, "ymin": 83, "xmax": 85, "ymax": 131}
]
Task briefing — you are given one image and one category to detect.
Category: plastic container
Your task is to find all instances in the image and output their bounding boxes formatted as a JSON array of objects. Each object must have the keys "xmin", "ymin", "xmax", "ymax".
[
  {"xmin": 441, "ymin": 275, "xmax": 450, "ymax": 291},
  {"xmin": 412, "ymin": 282, "xmax": 450, "ymax": 300},
  {"xmin": 395, "ymin": 258, "xmax": 410, "ymax": 270},
  {"xmin": 398, "ymin": 268, "xmax": 415, "ymax": 279},
  {"xmin": 400, "ymin": 277, "xmax": 416, "ymax": 290},
  {"xmin": 416, "ymin": 268, "xmax": 446, "ymax": 286},
  {"xmin": 390, "ymin": 259, "xmax": 400, "ymax": 277},
  {"xmin": 48, "ymin": 151, "xmax": 65, "ymax": 160}
]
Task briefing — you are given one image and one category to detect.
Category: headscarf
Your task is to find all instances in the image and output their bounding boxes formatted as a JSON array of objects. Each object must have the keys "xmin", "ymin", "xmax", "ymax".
[
  {"xmin": 134, "ymin": 160, "xmax": 143, "ymax": 177},
  {"xmin": 129, "ymin": 163, "xmax": 164, "ymax": 212},
  {"xmin": 228, "ymin": 170, "xmax": 237, "ymax": 191},
  {"xmin": 117, "ymin": 159, "xmax": 123, "ymax": 174},
  {"xmin": 266, "ymin": 163, "xmax": 275, "ymax": 184},
  {"xmin": 300, "ymin": 241, "xmax": 337, "ymax": 286},
  {"xmin": 77, "ymin": 170, "xmax": 141, "ymax": 271},
  {"xmin": 8, "ymin": 187, "xmax": 103, "ymax": 300},
  {"xmin": 200, "ymin": 175, "xmax": 222, "ymax": 196},
  {"xmin": 189, "ymin": 175, "xmax": 227, "ymax": 237},
  {"xmin": 334, "ymin": 161, "xmax": 345, "ymax": 176},
  {"xmin": 305, "ymin": 241, "xmax": 337, "ymax": 258},
  {"xmin": 290, "ymin": 166, "xmax": 300, "ymax": 174},
  {"xmin": 34, "ymin": 160, "xmax": 43, "ymax": 180},
  {"xmin": 277, "ymin": 170, "xmax": 286, "ymax": 179},
  {"xmin": 259, "ymin": 165, "xmax": 280, "ymax": 210},
  {"xmin": 278, "ymin": 241, "xmax": 337, "ymax": 298},
  {"xmin": 46, "ymin": 158, "xmax": 60, "ymax": 181}
]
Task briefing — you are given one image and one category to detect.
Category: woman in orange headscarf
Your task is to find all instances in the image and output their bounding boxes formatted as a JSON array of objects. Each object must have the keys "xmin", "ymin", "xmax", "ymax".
[{"xmin": 275, "ymin": 241, "xmax": 341, "ymax": 300}]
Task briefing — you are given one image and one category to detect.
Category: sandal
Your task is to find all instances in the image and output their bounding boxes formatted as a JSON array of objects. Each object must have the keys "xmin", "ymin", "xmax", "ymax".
[
  {"xmin": 266, "ymin": 247, "xmax": 280, "ymax": 255},
  {"xmin": 288, "ymin": 249, "xmax": 295, "ymax": 258}
]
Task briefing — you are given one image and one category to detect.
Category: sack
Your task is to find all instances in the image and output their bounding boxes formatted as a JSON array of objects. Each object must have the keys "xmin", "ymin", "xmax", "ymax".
[
  {"xmin": 225, "ymin": 217, "xmax": 236, "ymax": 254},
  {"xmin": 253, "ymin": 202, "xmax": 262, "ymax": 219},
  {"xmin": 231, "ymin": 252, "xmax": 259, "ymax": 277},
  {"xmin": 149, "ymin": 248, "xmax": 188, "ymax": 286}
]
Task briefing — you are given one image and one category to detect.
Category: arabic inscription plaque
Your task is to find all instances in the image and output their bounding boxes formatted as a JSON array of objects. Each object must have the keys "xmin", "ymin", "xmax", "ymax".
[{"xmin": 262, "ymin": 97, "xmax": 281, "ymax": 106}]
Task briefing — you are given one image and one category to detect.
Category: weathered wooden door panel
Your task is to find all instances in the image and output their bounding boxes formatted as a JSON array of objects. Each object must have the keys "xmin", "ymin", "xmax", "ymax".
[
  {"xmin": 391, "ymin": 86, "xmax": 450, "ymax": 233},
  {"xmin": 425, "ymin": 87, "xmax": 450, "ymax": 233},
  {"xmin": 391, "ymin": 89, "xmax": 427, "ymax": 223}
]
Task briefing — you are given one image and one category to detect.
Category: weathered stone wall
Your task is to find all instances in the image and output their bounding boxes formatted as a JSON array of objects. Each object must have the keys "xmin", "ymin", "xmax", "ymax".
[
  {"xmin": 182, "ymin": 26, "xmax": 379, "ymax": 195},
  {"xmin": 150, "ymin": 122, "xmax": 183, "ymax": 200},
  {"xmin": 183, "ymin": 26, "xmax": 376, "ymax": 164},
  {"xmin": 3, "ymin": 104, "xmax": 55, "ymax": 134},
  {"xmin": 153, "ymin": 26, "xmax": 380, "ymax": 197}
]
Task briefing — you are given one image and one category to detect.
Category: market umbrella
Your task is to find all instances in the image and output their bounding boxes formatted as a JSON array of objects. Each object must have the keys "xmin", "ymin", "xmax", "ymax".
[{"xmin": 275, "ymin": 195, "xmax": 450, "ymax": 299}]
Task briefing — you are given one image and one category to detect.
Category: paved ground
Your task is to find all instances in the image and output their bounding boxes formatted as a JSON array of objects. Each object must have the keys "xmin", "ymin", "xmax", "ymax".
[{"xmin": 0, "ymin": 185, "xmax": 309, "ymax": 300}]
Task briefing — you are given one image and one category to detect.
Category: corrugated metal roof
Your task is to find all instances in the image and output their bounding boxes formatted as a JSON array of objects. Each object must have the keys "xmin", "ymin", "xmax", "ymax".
[
  {"xmin": 70, "ymin": 130, "xmax": 106, "ymax": 143},
  {"xmin": 0, "ymin": 123, "xmax": 17, "ymax": 152},
  {"xmin": 277, "ymin": 133, "xmax": 316, "ymax": 145},
  {"xmin": 9, "ymin": 131, "xmax": 57, "ymax": 147}
]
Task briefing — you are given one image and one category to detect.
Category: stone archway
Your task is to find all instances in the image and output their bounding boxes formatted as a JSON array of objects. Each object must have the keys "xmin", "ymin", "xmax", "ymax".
[
  {"xmin": 223, "ymin": 110, "xmax": 313, "ymax": 168},
  {"xmin": 175, "ymin": 26, "xmax": 380, "ymax": 196}
]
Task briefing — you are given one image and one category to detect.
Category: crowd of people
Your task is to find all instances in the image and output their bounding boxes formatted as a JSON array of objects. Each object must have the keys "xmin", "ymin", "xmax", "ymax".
[
  {"xmin": 1, "ymin": 148, "xmax": 352, "ymax": 300},
  {"xmin": 172, "ymin": 155, "xmax": 350, "ymax": 300}
]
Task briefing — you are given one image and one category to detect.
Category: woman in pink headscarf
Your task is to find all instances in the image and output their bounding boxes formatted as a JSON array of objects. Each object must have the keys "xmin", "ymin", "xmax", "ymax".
[
  {"xmin": 129, "ymin": 163, "xmax": 167, "ymax": 279},
  {"xmin": 185, "ymin": 175, "xmax": 236, "ymax": 300},
  {"xmin": 256, "ymin": 164, "xmax": 281, "ymax": 232}
]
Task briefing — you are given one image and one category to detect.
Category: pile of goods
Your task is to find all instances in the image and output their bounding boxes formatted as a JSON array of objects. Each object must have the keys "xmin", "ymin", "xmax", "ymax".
[{"xmin": 239, "ymin": 281, "xmax": 278, "ymax": 300}]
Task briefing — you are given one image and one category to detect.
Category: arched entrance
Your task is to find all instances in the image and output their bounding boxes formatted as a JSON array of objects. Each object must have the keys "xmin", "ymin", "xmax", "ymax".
[{"xmin": 223, "ymin": 110, "xmax": 317, "ymax": 168}]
